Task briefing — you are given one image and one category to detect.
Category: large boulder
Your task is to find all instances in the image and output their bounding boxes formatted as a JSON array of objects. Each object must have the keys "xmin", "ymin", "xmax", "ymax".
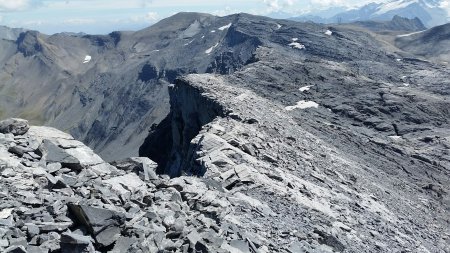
[{"xmin": 0, "ymin": 118, "xmax": 30, "ymax": 136}]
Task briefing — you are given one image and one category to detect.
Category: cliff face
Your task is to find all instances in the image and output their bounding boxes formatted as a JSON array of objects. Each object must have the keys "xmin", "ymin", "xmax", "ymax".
[{"xmin": 140, "ymin": 78, "xmax": 226, "ymax": 177}]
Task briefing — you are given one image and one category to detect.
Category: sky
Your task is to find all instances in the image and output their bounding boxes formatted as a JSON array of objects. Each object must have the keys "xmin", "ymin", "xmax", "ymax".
[{"xmin": 0, "ymin": 0, "xmax": 386, "ymax": 34}]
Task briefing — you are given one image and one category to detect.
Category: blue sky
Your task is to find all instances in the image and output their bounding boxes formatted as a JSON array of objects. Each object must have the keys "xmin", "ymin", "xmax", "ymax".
[{"xmin": 0, "ymin": 0, "xmax": 383, "ymax": 34}]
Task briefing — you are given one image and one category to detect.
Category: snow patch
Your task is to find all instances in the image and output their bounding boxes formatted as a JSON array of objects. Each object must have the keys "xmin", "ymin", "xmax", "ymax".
[
  {"xmin": 325, "ymin": 30, "xmax": 333, "ymax": 36},
  {"xmin": 210, "ymin": 30, "xmax": 216, "ymax": 33},
  {"xmin": 291, "ymin": 38, "xmax": 299, "ymax": 41},
  {"xmin": 403, "ymin": 83, "xmax": 410, "ymax": 87},
  {"xmin": 285, "ymin": 100, "xmax": 319, "ymax": 111},
  {"xmin": 218, "ymin": 23, "xmax": 232, "ymax": 31},
  {"xmin": 289, "ymin": 42, "xmax": 305, "ymax": 50},
  {"xmin": 396, "ymin": 58, "xmax": 402, "ymax": 62},
  {"xmin": 205, "ymin": 42, "xmax": 219, "ymax": 54},
  {"xmin": 201, "ymin": 35, "xmax": 205, "ymax": 39},
  {"xmin": 299, "ymin": 85, "xmax": 313, "ymax": 92},
  {"xmin": 276, "ymin": 24, "xmax": 282, "ymax": 29},
  {"xmin": 184, "ymin": 39, "xmax": 195, "ymax": 46},
  {"xmin": 83, "ymin": 55, "xmax": 91, "ymax": 64},
  {"xmin": 389, "ymin": 135, "xmax": 402, "ymax": 140},
  {"xmin": 397, "ymin": 30, "xmax": 425, "ymax": 38}
]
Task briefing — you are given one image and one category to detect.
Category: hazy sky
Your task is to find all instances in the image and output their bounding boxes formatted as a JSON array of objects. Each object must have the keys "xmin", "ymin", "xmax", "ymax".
[{"xmin": 0, "ymin": 0, "xmax": 385, "ymax": 34}]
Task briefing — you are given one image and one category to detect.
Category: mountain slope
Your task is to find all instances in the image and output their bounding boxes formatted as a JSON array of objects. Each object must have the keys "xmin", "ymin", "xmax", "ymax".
[
  {"xmin": 292, "ymin": 0, "xmax": 450, "ymax": 28},
  {"xmin": 395, "ymin": 22, "xmax": 450, "ymax": 61},
  {"xmin": 0, "ymin": 12, "xmax": 265, "ymax": 161},
  {"xmin": 352, "ymin": 15, "xmax": 427, "ymax": 32}
]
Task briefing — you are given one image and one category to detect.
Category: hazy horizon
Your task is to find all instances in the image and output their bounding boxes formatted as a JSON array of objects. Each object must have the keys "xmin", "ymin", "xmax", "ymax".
[{"xmin": 0, "ymin": 0, "xmax": 391, "ymax": 34}]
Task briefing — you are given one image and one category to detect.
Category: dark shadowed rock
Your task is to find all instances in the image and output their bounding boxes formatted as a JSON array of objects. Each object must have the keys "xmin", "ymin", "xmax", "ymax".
[
  {"xmin": 0, "ymin": 119, "xmax": 30, "ymax": 136},
  {"xmin": 111, "ymin": 157, "xmax": 158, "ymax": 181},
  {"xmin": 60, "ymin": 232, "xmax": 95, "ymax": 253},
  {"xmin": 68, "ymin": 204, "xmax": 125, "ymax": 247}
]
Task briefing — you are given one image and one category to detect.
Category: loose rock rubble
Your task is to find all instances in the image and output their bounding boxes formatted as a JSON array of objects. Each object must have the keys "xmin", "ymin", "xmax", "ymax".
[{"xmin": 0, "ymin": 118, "xmax": 270, "ymax": 253}]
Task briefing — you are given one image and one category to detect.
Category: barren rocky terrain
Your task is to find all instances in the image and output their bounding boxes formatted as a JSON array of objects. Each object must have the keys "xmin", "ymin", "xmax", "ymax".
[{"xmin": 0, "ymin": 12, "xmax": 449, "ymax": 253}]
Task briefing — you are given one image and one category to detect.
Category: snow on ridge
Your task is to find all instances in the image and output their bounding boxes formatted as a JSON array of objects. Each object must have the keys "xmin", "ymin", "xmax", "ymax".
[
  {"xmin": 218, "ymin": 23, "xmax": 232, "ymax": 31},
  {"xmin": 375, "ymin": 0, "xmax": 419, "ymax": 15},
  {"xmin": 83, "ymin": 55, "xmax": 91, "ymax": 64},
  {"xmin": 211, "ymin": 30, "xmax": 216, "ymax": 33},
  {"xmin": 205, "ymin": 42, "xmax": 219, "ymax": 54},
  {"xmin": 285, "ymin": 100, "xmax": 319, "ymax": 111},
  {"xmin": 397, "ymin": 30, "xmax": 426, "ymax": 37},
  {"xmin": 299, "ymin": 85, "xmax": 313, "ymax": 92},
  {"xmin": 276, "ymin": 24, "xmax": 282, "ymax": 30},
  {"xmin": 289, "ymin": 42, "xmax": 305, "ymax": 50},
  {"xmin": 292, "ymin": 38, "xmax": 299, "ymax": 41},
  {"xmin": 325, "ymin": 30, "xmax": 333, "ymax": 36}
]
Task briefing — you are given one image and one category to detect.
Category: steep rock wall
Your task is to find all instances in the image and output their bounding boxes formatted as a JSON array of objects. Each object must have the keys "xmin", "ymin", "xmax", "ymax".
[{"xmin": 139, "ymin": 77, "xmax": 227, "ymax": 177}]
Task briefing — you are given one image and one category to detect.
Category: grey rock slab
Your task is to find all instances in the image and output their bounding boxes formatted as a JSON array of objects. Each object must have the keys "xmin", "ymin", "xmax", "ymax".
[
  {"xmin": 68, "ymin": 204, "xmax": 125, "ymax": 245},
  {"xmin": 38, "ymin": 140, "xmax": 81, "ymax": 170},
  {"xmin": 103, "ymin": 173, "xmax": 145, "ymax": 196},
  {"xmin": 95, "ymin": 226, "xmax": 121, "ymax": 247},
  {"xmin": 0, "ymin": 119, "xmax": 30, "ymax": 136}
]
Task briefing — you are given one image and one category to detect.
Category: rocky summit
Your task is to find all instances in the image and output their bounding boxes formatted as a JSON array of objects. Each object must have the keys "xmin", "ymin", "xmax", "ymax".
[{"xmin": 0, "ymin": 11, "xmax": 450, "ymax": 253}]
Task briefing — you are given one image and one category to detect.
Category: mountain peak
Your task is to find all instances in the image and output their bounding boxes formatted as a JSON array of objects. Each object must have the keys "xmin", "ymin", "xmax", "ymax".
[{"xmin": 292, "ymin": 0, "xmax": 449, "ymax": 27}]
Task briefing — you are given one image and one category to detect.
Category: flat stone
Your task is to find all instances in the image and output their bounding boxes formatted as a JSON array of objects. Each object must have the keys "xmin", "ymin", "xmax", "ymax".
[
  {"xmin": 46, "ymin": 163, "xmax": 62, "ymax": 173},
  {"xmin": 103, "ymin": 173, "xmax": 145, "ymax": 195},
  {"xmin": 95, "ymin": 226, "xmax": 121, "ymax": 247},
  {"xmin": 0, "ymin": 208, "xmax": 14, "ymax": 219}
]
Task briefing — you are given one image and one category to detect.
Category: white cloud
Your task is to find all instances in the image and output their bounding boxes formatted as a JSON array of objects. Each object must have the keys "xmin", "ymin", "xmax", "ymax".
[
  {"xmin": 440, "ymin": 0, "xmax": 450, "ymax": 13},
  {"xmin": 144, "ymin": 11, "xmax": 159, "ymax": 22},
  {"xmin": 263, "ymin": 0, "xmax": 296, "ymax": 11},
  {"xmin": 0, "ymin": 0, "xmax": 41, "ymax": 11},
  {"xmin": 63, "ymin": 18, "xmax": 96, "ymax": 25},
  {"xmin": 309, "ymin": 0, "xmax": 345, "ymax": 7},
  {"xmin": 129, "ymin": 11, "xmax": 160, "ymax": 23},
  {"xmin": 213, "ymin": 6, "xmax": 239, "ymax": 17}
]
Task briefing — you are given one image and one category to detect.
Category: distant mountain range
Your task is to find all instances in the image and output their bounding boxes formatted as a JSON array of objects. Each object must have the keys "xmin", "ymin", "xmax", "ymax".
[{"xmin": 291, "ymin": 0, "xmax": 450, "ymax": 28}]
